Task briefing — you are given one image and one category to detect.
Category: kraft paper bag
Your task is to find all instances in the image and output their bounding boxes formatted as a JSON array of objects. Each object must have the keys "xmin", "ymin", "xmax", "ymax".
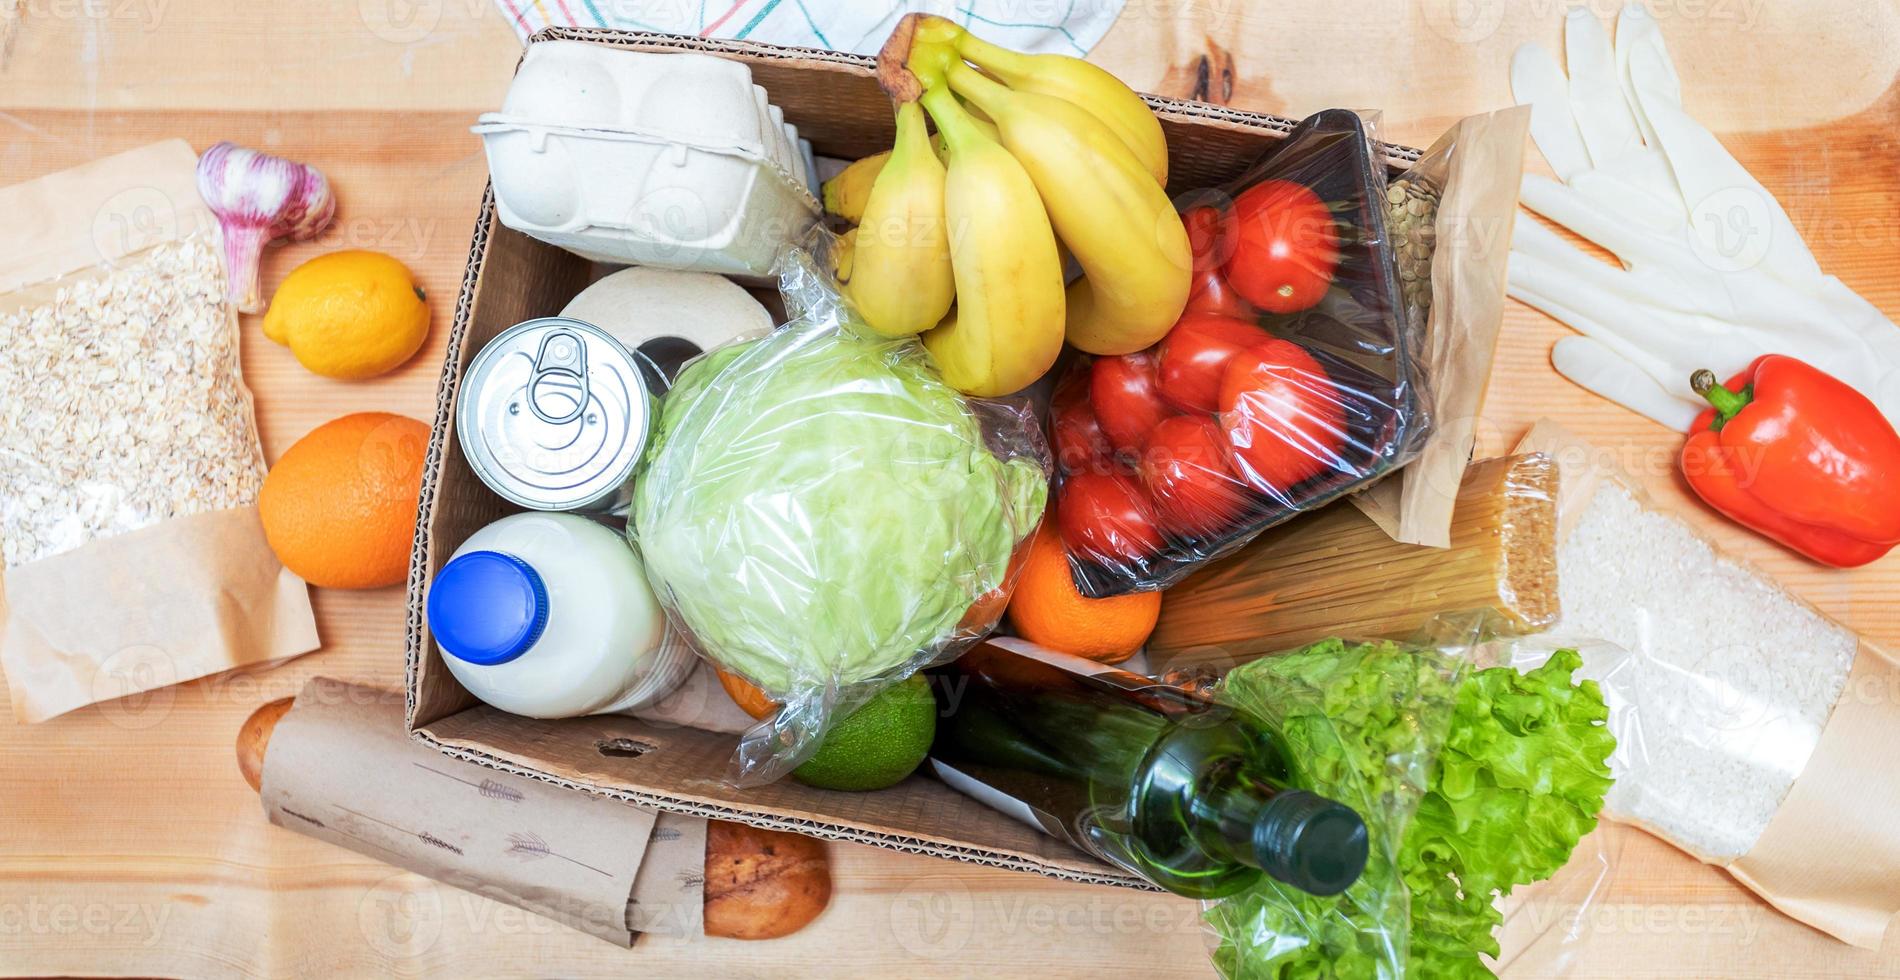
[
  {"xmin": 1516, "ymin": 419, "xmax": 1900, "ymax": 949},
  {"xmin": 0, "ymin": 139, "xmax": 320, "ymax": 723},
  {"xmin": 1352, "ymin": 106, "xmax": 1530, "ymax": 547},
  {"xmin": 263, "ymin": 678, "xmax": 706, "ymax": 945}
]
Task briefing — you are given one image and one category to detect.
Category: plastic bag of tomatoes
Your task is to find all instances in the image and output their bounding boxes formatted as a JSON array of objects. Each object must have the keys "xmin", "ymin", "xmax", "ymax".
[{"xmin": 1051, "ymin": 109, "xmax": 1431, "ymax": 597}]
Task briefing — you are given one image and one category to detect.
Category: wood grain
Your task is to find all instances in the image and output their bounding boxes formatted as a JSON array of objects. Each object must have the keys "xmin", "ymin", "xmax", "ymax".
[{"xmin": 1, "ymin": 2, "xmax": 1898, "ymax": 977}]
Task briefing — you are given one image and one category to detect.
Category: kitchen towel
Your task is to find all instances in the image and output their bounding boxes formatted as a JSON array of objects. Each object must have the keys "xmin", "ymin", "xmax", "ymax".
[{"xmin": 493, "ymin": 0, "xmax": 1126, "ymax": 57}]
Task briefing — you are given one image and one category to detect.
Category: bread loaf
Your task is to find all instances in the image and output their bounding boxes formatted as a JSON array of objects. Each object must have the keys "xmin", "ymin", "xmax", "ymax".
[
  {"xmin": 703, "ymin": 819, "xmax": 832, "ymax": 940},
  {"xmin": 235, "ymin": 699, "xmax": 832, "ymax": 940}
]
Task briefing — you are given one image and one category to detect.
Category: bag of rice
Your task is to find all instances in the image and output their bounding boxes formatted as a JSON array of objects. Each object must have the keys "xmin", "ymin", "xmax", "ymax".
[{"xmin": 1505, "ymin": 419, "xmax": 1900, "ymax": 950}]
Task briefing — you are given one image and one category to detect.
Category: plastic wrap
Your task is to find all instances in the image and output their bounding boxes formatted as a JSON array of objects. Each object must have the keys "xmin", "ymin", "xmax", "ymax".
[
  {"xmin": 629, "ymin": 245, "xmax": 1049, "ymax": 785},
  {"xmin": 0, "ymin": 233, "xmax": 266, "ymax": 567},
  {"xmin": 1496, "ymin": 419, "xmax": 1900, "ymax": 951},
  {"xmin": 1049, "ymin": 109, "xmax": 1431, "ymax": 597},
  {"xmin": 1508, "ymin": 422, "xmax": 1855, "ymax": 864},
  {"xmin": 1147, "ymin": 452, "xmax": 1559, "ymax": 674},
  {"xmin": 1203, "ymin": 618, "xmax": 1618, "ymax": 979}
]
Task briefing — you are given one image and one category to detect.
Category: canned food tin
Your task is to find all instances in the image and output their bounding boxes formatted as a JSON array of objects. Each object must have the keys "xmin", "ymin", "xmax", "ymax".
[{"xmin": 458, "ymin": 317, "xmax": 652, "ymax": 513}]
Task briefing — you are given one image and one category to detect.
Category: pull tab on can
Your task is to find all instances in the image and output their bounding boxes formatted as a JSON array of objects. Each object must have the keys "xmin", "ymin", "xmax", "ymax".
[
  {"xmin": 458, "ymin": 317, "xmax": 652, "ymax": 514},
  {"xmin": 528, "ymin": 328, "xmax": 590, "ymax": 426}
]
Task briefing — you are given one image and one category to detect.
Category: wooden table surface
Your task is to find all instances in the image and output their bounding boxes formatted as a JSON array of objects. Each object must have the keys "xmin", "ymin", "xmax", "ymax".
[{"xmin": 3, "ymin": 2, "xmax": 1898, "ymax": 976}]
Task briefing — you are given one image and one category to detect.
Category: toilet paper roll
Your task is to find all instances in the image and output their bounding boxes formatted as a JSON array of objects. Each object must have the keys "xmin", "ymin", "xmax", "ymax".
[{"xmin": 560, "ymin": 267, "xmax": 774, "ymax": 383}]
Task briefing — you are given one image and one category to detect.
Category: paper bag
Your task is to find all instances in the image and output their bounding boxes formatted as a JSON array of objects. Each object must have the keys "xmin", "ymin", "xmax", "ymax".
[
  {"xmin": 0, "ymin": 139, "xmax": 319, "ymax": 723},
  {"xmin": 1353, "ymin": 106, "xmax": 1531, "ymax": 546},
  {"xmin": 263, "ymin": 678, "xmax": 705, "ymax": 945}
]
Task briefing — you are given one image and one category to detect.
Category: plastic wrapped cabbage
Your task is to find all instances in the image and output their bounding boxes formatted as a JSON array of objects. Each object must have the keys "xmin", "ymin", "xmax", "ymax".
[{"xmin": 631, "ymin": 250, "xmax": 1048, "ymax": 784}]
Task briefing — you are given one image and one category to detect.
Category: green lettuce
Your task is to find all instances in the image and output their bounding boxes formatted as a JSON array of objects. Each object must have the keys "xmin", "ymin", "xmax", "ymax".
[
  {"xmin": 1212, "ymin": 640, "xmax": 1615, "ymax": 979},
  {"xmin": 632, "ymin": 323, "xmax": 1046, "ymax": 696}
]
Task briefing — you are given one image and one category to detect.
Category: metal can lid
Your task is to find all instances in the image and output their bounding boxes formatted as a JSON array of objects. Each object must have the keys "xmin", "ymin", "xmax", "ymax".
[{"xmin": 458, "ymin": 317, "xmax": 651, "ymax": 512}]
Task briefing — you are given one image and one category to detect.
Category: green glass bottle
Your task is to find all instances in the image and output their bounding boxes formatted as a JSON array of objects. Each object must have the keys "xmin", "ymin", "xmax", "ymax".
[{"xmin": 930, "ymin": 637, "xmax": 1367, "ymax": 900}]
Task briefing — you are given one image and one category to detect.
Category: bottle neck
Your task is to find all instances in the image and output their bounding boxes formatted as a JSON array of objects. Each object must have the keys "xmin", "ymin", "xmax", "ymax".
[
  {"xmin": 1191, "ymin": 758, "xmax": 1370, "ymax": 897},
  {"xmin": 1189, "ymin": 757, "xmax": 1285, "ymax": 869}
]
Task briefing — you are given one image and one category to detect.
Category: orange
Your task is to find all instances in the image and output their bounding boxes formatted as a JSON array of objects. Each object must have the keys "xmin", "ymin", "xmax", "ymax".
[
  {"xmin": 259, "ymin": 412, "xmax": 430, "ymax": 589},
  {"xmin": 1005, "ymin": 522, "xmax": 1161, "ymax": 663},
  {"xmin": 714, "ymin": 666, "xmax": 779, "ymax": 720},
  {"xmin": 957, "ymin": 544, "xmax": 1028, "ymax": 634}
]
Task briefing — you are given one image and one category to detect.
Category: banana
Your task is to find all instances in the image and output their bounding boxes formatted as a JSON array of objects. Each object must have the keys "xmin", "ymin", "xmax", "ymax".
[
  {"xmin": 833, "ymin": 226, "xmax": 857, "ymax": 282},
  {"xmin": 819, "ymin": 110, "xmax": 1000, "ymax": 225},
  {"xmin": 842, "ymin": 100, "xmax": 956, "ymax": 338},
  {"xmin": 917, "ymin": 85, "xmax": 1066, "ymax": 397},
  {"xmin": 916, "ymin": 15, "xmax": 1169, "ymax": 186},
  {"xmin": 946, "ymin": 61, "xmax": 1190, "ymax": 356},
  {"xmin": 821, "ymin": 151, "xmax": 889, "ymax": 223}
]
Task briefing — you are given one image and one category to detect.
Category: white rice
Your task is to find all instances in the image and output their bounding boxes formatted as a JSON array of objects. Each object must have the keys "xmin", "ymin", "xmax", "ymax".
[{"xmin": 1547, "ymin": 481, "xmax": 1857, "ymax": 862}]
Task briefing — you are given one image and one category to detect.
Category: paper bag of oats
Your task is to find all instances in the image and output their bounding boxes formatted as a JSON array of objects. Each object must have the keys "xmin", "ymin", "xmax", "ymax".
[
  {"xmin": 0, "ymin": 140, "xmax": 319, "ymax": 723},
  {"xmin": 1505, "ymin": 419, "xmax": 1900, "ymax": 949}
]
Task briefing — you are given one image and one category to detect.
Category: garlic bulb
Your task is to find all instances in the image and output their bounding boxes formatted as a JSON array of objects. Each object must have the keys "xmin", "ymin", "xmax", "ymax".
[{"xmin": 195, "ymin": 142, "xmax": 337, "ymax": 313}]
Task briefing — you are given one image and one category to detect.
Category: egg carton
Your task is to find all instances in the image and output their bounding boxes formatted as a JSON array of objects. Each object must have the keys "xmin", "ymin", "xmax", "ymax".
[{"xmin": 474, "ymin": 41, "xmax": 820, "ymax": 279}]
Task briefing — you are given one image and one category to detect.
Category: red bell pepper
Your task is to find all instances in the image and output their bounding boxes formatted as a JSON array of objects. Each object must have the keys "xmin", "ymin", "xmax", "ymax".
[{"xmin": 1680, "ymin": 354, "xmax": 1900, "ymax": 568}]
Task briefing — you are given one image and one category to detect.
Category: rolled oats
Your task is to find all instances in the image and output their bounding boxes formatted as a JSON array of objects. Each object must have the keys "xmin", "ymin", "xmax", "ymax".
[{"xmin": 0, "ymin": 232, "xmax": 266, "ymax": 566}]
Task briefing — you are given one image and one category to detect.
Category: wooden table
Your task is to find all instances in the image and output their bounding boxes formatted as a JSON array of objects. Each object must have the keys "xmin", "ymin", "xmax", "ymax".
[{"xmin": 3, "ymin": 2, "xmax": 1897, "ymax": 976}]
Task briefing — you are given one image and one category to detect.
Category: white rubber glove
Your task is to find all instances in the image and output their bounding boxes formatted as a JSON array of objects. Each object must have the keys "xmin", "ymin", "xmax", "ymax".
[{"xmin": 1506, "ymin": 3, "xmax": 1900, "ymax": 429}]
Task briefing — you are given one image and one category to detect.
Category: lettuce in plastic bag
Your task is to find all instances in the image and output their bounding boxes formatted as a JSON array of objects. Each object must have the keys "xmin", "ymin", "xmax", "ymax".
[{"xmin": 1212, "ymin": 639, "xmax": 1614, "ymax": 978}]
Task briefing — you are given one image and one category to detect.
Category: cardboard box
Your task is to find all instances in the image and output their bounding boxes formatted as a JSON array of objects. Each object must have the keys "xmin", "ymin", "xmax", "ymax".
[{"xmin": 406, "ymin": 26, "xmax": 1424, "ymax": 890}]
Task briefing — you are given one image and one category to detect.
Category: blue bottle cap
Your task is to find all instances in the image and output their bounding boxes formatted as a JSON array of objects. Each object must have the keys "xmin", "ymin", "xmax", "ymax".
[{"xmin": 427, "ymin": 551, "xmax": 549, "ymax": 667}]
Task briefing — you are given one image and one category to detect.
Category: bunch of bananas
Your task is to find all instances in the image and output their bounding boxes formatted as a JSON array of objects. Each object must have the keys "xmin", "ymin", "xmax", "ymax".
[{"xmin": 827, "ymin": 15, "xmax": 1191, "ymax": 397}]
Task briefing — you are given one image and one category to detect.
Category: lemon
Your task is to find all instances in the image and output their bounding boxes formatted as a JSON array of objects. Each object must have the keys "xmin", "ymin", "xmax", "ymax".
[
  {"xmin": 262, "ymin": 250, "xmax": 430, "ymax": 379},
  {"xmin": 792, "ymin": 674, "xmax": 937, "ymax": 792}
]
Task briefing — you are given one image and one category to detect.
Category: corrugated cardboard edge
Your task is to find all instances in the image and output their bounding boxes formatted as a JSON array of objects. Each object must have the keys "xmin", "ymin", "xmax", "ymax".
[
  {"xmin": 403, "ymin": 27, "xmax": 1424, "ymax": 890},
  {"xmin": 528, "ymin": 26, "xmax": 1423, "ymax": 171}
]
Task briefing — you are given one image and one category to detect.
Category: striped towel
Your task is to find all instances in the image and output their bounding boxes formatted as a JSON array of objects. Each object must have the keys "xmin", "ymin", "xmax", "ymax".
[{"xmin": 494, "ymin": 0, "xmax": 1127, "ymax": 58}]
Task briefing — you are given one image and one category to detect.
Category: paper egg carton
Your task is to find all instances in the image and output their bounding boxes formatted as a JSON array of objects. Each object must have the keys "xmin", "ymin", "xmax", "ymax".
[{"xmin": 473, "ymin": 41, "xmax": 820, "ymax": 279}]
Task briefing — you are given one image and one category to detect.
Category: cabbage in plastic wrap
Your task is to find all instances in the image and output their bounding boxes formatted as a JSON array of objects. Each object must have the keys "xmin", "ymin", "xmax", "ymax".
[{"xmin": 631, "ymin": 250, "xmax": 1047, "ymax": 783}]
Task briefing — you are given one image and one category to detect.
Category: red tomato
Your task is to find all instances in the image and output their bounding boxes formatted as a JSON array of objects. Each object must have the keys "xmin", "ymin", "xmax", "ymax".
[
  {"xmin": 1139, "ymin": 415, "xmax": 1252, "ymax": 537},
  {"xmin": 1223, "ymin": 180, "xmax": 1339, "ymax": 315},
  {"xmin": 1156, "ymin": 313, "xmax": 1270, "ymax": 414},
  {"xmin": 1089, "ymin": 351, "xmax": 1174, "ymax": 458},
  {"xmin": 1182, "ymin": 205, "xmax": 1252, "ymax": 319},
  {"xmin": 1186, "ymin": 266, "xmax": 1253, "ymax": 319},
  {"xmin": 1183, "ymin": 205, "xmax": 1236, "ymax": 274},
  {"xmin": 1058, "ymin": 471, "xmax": 1165, "ymax": 565},
  {"xmin": 1050, "ymin": 370, "xmax": 1116, "ymax": 475},
  {"xmin": 1219, "ymin": 339, "xmax": 1348, "ymax": 497}
]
